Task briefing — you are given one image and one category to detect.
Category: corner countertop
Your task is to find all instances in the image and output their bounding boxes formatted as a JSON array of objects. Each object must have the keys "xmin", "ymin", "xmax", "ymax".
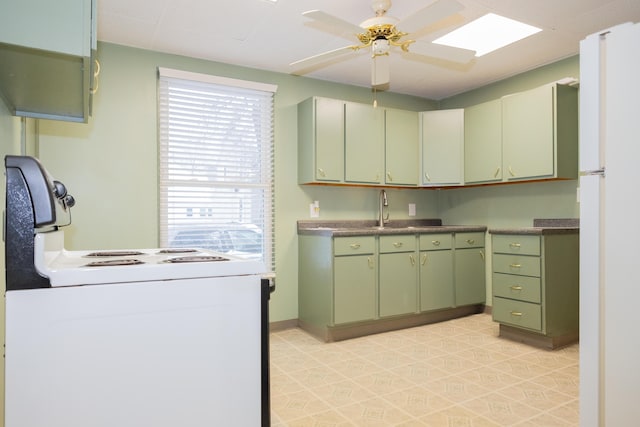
[
  {"xmin": 489, "ymin": 218, "xmax": 580, "ymax": 235},
  {"xmin": 297, "ymin": 219, "xmax": 487, "ymax": 236}
]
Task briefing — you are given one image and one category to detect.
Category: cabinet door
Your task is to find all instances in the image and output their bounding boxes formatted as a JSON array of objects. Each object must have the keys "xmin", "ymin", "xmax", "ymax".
[
  {"xmin": 502, "ymin": 84, "xmax": 554, "ymax": 180},
  {"xmin": 379, "ymin": 252, "xmax": 417, "ymax": 317},
  {"xmin": 454, "ymin": 248, "xmax": 486, "ymax": 306},
  {"xmin": 421, "ymin": 109, "xmax": 464, "ymax": 186},
  {"xmin": 385, "ymin": 109, "xmax": 419, "ymax": 185},
  {"xmin": 419, "ymin": 250, "xmax": 454, "ymax": 312},
  {"xmin": 464, "ymin": 99, "xmax": 502, "ymax": 184},
  {"xmin": 334, "ymin": 255, "xmax": 376, "ymax": 324},
  {"xmin": 345, "ymin": 102, "xmax": 384, "ymax": 184},
  {"xmin": 315, "ymin": 98, "xmax": 345, "ymax": 182}
]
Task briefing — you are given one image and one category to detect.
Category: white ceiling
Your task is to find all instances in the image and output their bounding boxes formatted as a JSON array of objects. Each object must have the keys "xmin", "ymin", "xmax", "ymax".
[{"xmin": 97, "ymin": 0, "xmax": 640, "ymax": 100}]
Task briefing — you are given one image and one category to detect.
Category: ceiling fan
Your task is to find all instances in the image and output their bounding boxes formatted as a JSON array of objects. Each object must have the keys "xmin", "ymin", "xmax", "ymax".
[{"xmin": 290, "ymin": 0, "xmax": 476, "ymax": 89}]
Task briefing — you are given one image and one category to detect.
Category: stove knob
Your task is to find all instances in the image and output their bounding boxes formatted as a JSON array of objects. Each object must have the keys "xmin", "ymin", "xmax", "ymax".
[
  {"xmin": 53, "ymin": 180, "xmax": 67, "ymax": 199},
  {"xmin": 64, "ymin": 195, "xmax": 76, "ymax": 208}
]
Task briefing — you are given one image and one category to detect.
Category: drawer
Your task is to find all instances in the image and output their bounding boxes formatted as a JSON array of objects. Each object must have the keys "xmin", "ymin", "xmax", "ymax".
[
  {"xmin": 419, "ymin": 233, "xmax": 452, "ymax": 251},
  {"xmin": 334, "ymin": 236, "xmax": 376, "ymax": 256},
  {"xmin": 493, "ymin": 297, "xmax": 542, "ymax": 331},
  {"xmin": 492, "ymin": 234, "xmax": 540, "ymax": 256},
  {"xmin": 455, "ymin": 232, "xmax": 485, "ymax": 248},
  {"xmin": 379, "ymin": 234, "xmax": 416, "ymax": 253},
  {"xmin": 493, "ymin": 254, "xmax": 541, "ymax": 277},
  {"xmin": 493, "ymin": 273, "xmax": 541, "ymax": 304}
]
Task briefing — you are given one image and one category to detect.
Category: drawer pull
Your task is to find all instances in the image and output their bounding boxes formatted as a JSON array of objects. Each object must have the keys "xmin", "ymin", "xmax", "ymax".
[
  {"xmin": 510, "ymin": 285, "xmax": 523, "ymax": 291},
  {"xmin": 350, "ymin": 244, "xmax": 361, "ymax": 250},
  {"xmin": 510, "ymin": 311, "xmax": 523, "ymax": 317},
  {"xmin": 510, "ymin": 263, "xmax": 522, "ymax": 269},
  {"xmin": 509, "ymin": 243, "xmax": 521, "ymax": 249},
  {"xmin": 431, "ymin": 240, "xmax": 441, "ymax": 246},
  {"xmin": 466, "ymin": 239, "xmax": 475, "ymax": 245},
  {"xmin": 393, "ymin": 242, "xmax": 403, "ymax": 248},
  {"xmin": 421, "ymin": 254, "xmax": 428, "ymax": 266}
]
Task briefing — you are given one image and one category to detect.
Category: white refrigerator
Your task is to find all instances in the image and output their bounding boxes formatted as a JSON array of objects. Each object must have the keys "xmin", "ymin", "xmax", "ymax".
[{"xmin": 579, "ymin": 22, "xmax": 640, "ymax": 426}]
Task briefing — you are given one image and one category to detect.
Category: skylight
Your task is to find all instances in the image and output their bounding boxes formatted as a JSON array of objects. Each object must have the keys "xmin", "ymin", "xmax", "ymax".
[{"xmin": 433, "ymin": 13, "xmax": 542, "ymax": 57}]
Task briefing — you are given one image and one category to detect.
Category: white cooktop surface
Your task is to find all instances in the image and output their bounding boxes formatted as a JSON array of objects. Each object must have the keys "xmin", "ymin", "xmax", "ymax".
[{"xmin": 35, "ymin": 231, "xmax": 266, "ymax": 287}]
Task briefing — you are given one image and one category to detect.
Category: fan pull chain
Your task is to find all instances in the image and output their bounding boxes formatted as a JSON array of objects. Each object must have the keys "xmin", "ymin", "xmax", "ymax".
[{"xmin": 373, "ymin": 87, "xmax": 378, "ymax": 108}]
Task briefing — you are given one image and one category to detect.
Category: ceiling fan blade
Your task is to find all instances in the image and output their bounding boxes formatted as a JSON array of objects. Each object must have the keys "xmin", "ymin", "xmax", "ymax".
[
  {"xmin": 290, "ymin": 45, "xmax": 359, "ymax": 73},
  {"xmin": 398, "ymin": 0, "xmax": 464, "ymax": 34},
  {"xmin": 407, "ymin": 41, "xmax": 476, "ymax": 64},
  {"xmin": 303, "ymin": 10, "xmax": 363, "ymax": 36}
]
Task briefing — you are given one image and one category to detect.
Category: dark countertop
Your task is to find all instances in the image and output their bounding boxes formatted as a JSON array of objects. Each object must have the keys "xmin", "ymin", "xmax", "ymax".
[
  {"xmin": 489, "ymin": 218, "xmax": 580, "ymax": 235},
  {"xmin": 298, "ymin": 219, "xmax": 487, "ymax": 236}
]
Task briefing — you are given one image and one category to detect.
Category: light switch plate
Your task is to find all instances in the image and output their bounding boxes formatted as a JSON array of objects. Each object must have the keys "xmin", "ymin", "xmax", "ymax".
[{"xmin": 408, "ymin": 203, "xmax": 416, "ymax": 216}]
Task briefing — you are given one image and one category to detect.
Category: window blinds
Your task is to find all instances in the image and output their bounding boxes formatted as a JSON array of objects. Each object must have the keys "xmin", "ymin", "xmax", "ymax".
[{"xmin": 158, "ymin": 68, "xmax": 276, "ymax": 269}]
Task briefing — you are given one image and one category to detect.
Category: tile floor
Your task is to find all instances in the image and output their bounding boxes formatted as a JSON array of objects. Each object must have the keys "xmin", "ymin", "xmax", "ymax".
[{"xmin": 270, "ymin": 314, "xmax": 579, "ymax": 426}]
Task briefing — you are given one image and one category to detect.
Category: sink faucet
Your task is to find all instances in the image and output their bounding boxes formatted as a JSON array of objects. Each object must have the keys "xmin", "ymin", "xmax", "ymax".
[{"xmin": 378, "ymin": 189, "xmax": 389, "ymax": 228}]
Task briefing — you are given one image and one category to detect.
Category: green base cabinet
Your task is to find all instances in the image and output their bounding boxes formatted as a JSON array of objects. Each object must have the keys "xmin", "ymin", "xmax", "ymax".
[
  {"xmin": 419, "ymin": 234, "xmax": 454, "ymax": 311},
  {"xmin": 491, "ymin": 232, "xmax": 579, "ymax": 348},
  {"xmin": 454, "ymin": 232, "xmax": 486, "ymax": 306},
  {"xmin": 379, "ymin": 235, "xmax": 418, "ymax": 317},
  {"xmin": 334, "ymin": 252, "xmax": 377, "ymax": 324}
]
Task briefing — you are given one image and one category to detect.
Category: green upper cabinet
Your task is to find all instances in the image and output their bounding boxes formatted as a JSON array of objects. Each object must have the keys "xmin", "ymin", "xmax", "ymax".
[
  {"xmin": 502, "ymin": 83, "xmax": 578, "ymax": 181},
  {"xmin": 464, "ymin": 99, "xmax": 502, "ymax": 184},
  {"xmin": 385, "ymin": 108, "xmax": 419, "ymax": 186},
  {"xmin": 298, "ymin": 97, "xmax": 345, "ymax": 184},
  {"xmin": 0, "ymin": 0, "xmax": 97, "ymax": 122},
  {"xmin": 421, "ymin": 109, "xmax": 464, "ymax": 186},
  {"xmin": 345, "ymin": 101, "xmax": 384, "ymax": 184}
]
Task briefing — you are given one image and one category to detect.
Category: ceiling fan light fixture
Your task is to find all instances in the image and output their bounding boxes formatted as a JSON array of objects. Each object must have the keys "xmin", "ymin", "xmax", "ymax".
[{"xmin": 372, "ymin": 38, "xmax": 391, "ymax": 56}]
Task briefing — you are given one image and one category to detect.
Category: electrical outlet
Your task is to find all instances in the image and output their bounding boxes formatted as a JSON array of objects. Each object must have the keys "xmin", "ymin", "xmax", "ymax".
[
  {"xmin": 309, "ymin": 200, "xmax": 320, "ymax": 218},
  {"xmin": 408, "ymin": 203, "xmax": 416, "ymax": 216}
]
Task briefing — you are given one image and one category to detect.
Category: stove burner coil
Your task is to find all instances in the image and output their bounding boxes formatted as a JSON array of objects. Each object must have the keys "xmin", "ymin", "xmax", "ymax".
[
  {"xmin": 85, "ymin": 251, "xmax": 145, "ymax": 257},
  {"xmin": 157, "ymin": 248, "xmax": 199, "ymax": 254},
  {"xmin": 163, "ymin": 255, "xmax": 228, "ymax": 263},
  {"xmin": 85, "ymin": 259, "xmax": 145, "ymax": 267}
]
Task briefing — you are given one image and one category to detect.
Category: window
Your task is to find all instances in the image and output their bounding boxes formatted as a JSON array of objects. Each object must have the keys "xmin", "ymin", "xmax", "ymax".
[{"xmin": 158, "ymin": 68, "xmax": 276, "ymax": 269}]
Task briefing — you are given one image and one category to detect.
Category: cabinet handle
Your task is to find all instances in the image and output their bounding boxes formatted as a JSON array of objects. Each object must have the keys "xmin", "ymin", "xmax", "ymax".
[
  {"xmin": 479, "ymin": 250, "xmax": 485, "ymax": 261},
  {"xmin": 510, "ymin": 311, "xmax": 523, "ymax": 317},
  {"xmin": 494, "ymin": 167, "xmax": 501, "ymax": 178},
  {"xmin": 424, "ymin": 172, "xmax": 431, "ymax": 182},
  {"xmin": 509, "ymin": 263, "xmax": 522, "ymax": 269},
  {"xmin": 509, "ymin": 243, "xmax": 521, "ymax": 249},
  {"xmin": 508, "ymin": 166, "xmax": 516, "ymax": 177},
  {"xmin": 393, "ymin": 242, "xmax": 403, "ymax": 248},
  {"xmin": 318, "ymin": 168, "xmax": 326, "ymax": 177},
  {"xmin": 510, "ymin": 285, "xmax": 523, "ymax": 291},
  {"xmin": 466, "ymin": 239, "xmax": 475, "ymax": 245},
  {"xmin": 367, "ymin": 257, "xmax": 374, "ymax": 269},
  {"xmin": 387, "ymin": 172, "xmax": 393, "ymax": 181},
  {"xmin": 350, "ymin": 244, "xmax": 361, "ymax": 249},
  {"xmin": 421, "ymin": 253, "xmax": 428, "ymax": 266},
  {"xmin": 375, "ymin": 173, "xmax": 380, "ymax": 181},
  {"xmin": 431, "ymin": 240, "xmax": 441, "ymax": 246},
  {"xmin": 409, "ymin": 255, "xmax": 415, "ymax": 266}
]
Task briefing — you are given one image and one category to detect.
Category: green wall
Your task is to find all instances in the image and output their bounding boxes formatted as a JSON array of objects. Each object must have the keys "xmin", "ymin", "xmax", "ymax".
[
  {"xmin": 35, "ymin": 42, "xmax": 438, "ymax": 323},
  {"xmin": 4, "ymin": 43, "xmax": 581, "ymax": 324}
]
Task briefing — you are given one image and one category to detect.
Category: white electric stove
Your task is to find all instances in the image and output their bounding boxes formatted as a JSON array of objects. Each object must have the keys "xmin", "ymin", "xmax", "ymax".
[{"xmin": 4, "ymin": 155, "xmax": 272, "ymax": 427}]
